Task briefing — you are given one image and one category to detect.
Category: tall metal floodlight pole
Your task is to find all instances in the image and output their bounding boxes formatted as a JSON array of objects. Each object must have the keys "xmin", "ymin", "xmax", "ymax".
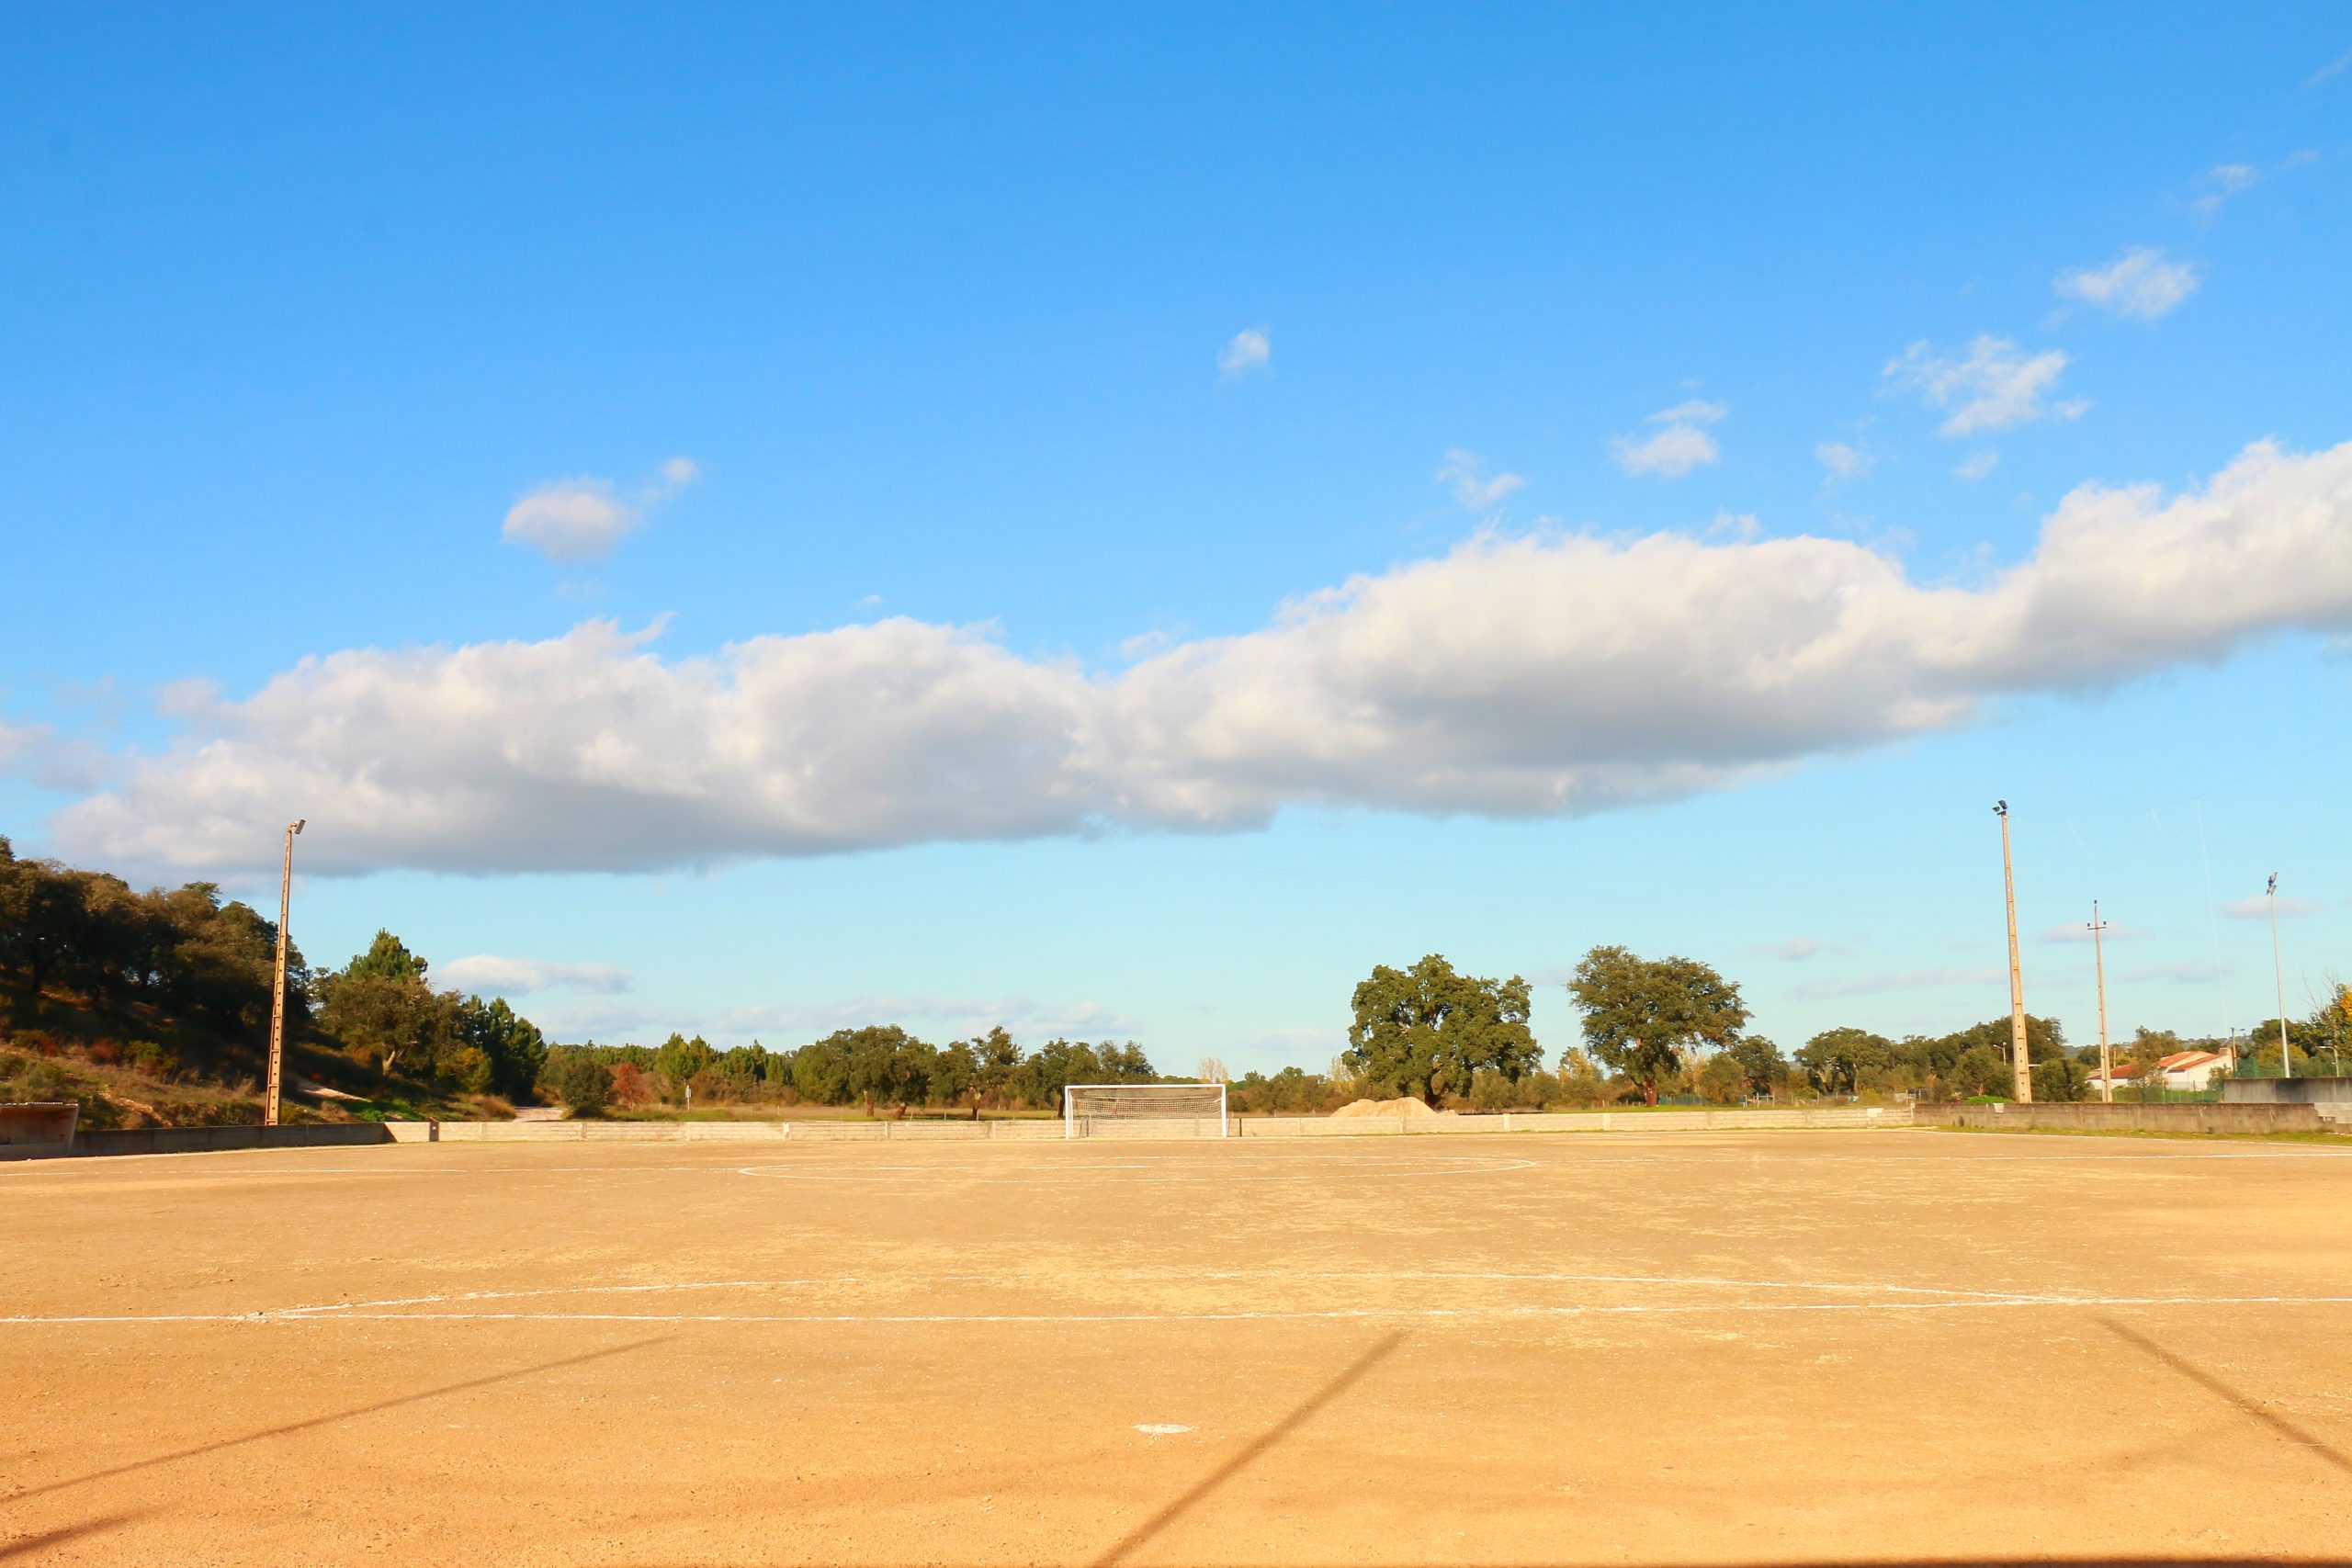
[
  {"xmin": 1996, "ymin": 802, "xmax": 2032, "ymax": 1102},
  {"xmin": 2089, "ymin": 901, "xmax": 2113, "ymax": 1104},
  {"xmin": 265, "ymin": 818, "xmax": 306, "ymax": 1127},
  {"xmin": 2267, "ymin": 873, "xmax": 2290, "ymax": 1080}
]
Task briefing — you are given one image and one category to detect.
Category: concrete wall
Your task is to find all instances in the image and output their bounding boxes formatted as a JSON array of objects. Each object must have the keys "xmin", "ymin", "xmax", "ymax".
[
  {"xmin": 380, "ymin": 1105, "xmax": 1912, "ymax": 1144},
  {"xmin": 0, "ymin": 1101, "xmax": 80, "ymax": 1159},
  {"xmin": 2221, "ymin": 1077, "xmax": 2352, "ymax": 1105},
  {"xmin": 67, "ymin": 1122, "xmax": 397, "ymax": 1157},
  {"xmin": 1913, "ymin": 1101, "xmax": 2333, "ymax": 1135}
]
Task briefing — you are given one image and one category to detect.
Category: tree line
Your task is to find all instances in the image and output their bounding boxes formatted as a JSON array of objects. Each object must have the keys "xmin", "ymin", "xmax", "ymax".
[
  {"xmin": 540, "ymin": 1029, "xmax": 1159, "ymax": 1117},
  {"xmin": 1329, "ymin": 945, "xmax": 2346, "ymax": 1110}
]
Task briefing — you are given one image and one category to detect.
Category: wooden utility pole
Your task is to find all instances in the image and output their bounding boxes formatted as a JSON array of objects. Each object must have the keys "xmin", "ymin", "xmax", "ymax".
[
  {"xmin": 1996, "ymin": 801, "xmax": 2032, "ymax": 1102},
  {"xmin": 265, "ymin": 818, "xmax": 304, "ymax": 1127},
  {"xmin": 2089, "ymin": 901, "xmax": 2112, "ymax": 1103}
]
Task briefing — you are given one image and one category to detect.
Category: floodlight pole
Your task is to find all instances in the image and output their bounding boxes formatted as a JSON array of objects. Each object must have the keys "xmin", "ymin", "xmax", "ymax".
[
  {"xmin": 2267, "ymin": 874, "xmax": 2290, "ymax": 1080},
  {"xmin": 265, "ymin": 818, "xmax": 305, "ymax": 1127},
  {"xmin": 1996, "ymin": 802, "xmax": 2032, "ymax": 1102},
  {"xmin": 2089, "ymin": 901, "xmax": 2112, "ymax": 1104}
]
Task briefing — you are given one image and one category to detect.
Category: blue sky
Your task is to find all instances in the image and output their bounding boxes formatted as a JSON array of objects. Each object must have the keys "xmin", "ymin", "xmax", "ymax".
[{"xmin": 5, "ymin": 5, "xmax": 2349, "ymax": 1072}]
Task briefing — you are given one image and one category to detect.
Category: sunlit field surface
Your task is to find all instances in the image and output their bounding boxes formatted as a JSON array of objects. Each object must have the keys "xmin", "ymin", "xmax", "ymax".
[{"xmin": 6, "ymin": 1130, "xmax": 2351, "ymax": 1566}]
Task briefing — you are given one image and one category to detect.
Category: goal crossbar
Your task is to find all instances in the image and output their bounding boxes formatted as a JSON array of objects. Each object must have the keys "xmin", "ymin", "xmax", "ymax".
[{"xmin": 1061, "ymin": 1083, "xmax": 1228, "ymax": 1139}]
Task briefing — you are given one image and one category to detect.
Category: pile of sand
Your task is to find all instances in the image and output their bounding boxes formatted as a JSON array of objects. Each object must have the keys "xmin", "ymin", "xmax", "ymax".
[{"xmin": 1329, "ymin": 1096, "xmax": 1447, "ymax": 1120}]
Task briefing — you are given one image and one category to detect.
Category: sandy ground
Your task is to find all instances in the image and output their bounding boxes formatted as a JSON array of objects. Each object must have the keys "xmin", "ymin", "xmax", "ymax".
[{"xmin": 4, "ymin": 1128, "xmax": 2350, "ymax": 1567}]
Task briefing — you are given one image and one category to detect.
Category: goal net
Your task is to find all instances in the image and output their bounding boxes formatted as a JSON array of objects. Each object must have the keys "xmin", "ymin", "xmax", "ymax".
[{"xmin": 1062, "ymin": 1083, "xmax": 1228, "ymax": 1139}]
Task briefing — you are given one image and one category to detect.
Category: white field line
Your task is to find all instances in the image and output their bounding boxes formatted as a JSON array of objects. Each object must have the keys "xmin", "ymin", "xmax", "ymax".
[
  {"xmin": 729, "ymin": 1156, "xmax": 1537, "ymax": 1182},
  {"xmin": 5, "ymin": 1266, "xmax": 2333, "ymax": 1326},
  {"xmin": 8, "ymin": 1295, "xmax": 2352, "ymax": 1327}
]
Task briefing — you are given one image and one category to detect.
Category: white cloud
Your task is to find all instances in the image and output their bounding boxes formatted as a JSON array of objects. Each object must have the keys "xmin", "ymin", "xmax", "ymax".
[
  {"xmin": 438, "ymin": 954, "xmax": 636, "ymax": 996},
  {"xmin": 2054, "ymin": 247, "xmax": 2201, "ymax": 321},
  {"xmin": 1884, "ymin": 337, "xmax": 2081, "ymax": 436},
  {"xmin": 1815, "ymin": 441, "xmax": 1874, "ymax": 485},
  {"xmin": 1217, "ymin": 328, "xmax": 1271, "ymax": 379},
  {"xmin": 2192, "ymin": 163, "xmax": 2261, "ymax": 219},
  {"xmin": 2311, "ymin": 47, "xmax": 2352, "ymax": 86},
  {"xmin": 2034, "ymin": 921, "xmax": 2146, "ymax": 944},
  {"xmin": 502, "ymin": 457, "xmax": 701, "ymax": 564},
  {"xmin": 1954, "ymin": 450, "xmax": 2001, "ymax": 482},
  {"xmin": 2221, "ymin": 893, "xmax": 2320, "ymax": 919},
  {"xmin": 1436, "ymin": 448, "xmax": 1526, "ymax": 510},
  {"xmin": 1792, "ymin": 966, "xmax": 2001, "ymax": 1000},
  {"xmin": 503, "ymin": 479, "xmax": 640, "ymax": 564},
  {"xmin": 1754, "ymin": 936, "xmax": 1833, "ymax": 961},
  {"xmin": 1611, "ymin": 397, "xmax": 1727, "ymax": 479},
  {"xmin": 50, "ymin": 436, "xmax": 2352, "ymax": 877},
  {"xmin": 0, "ymin": 719, "xmax": 107, "ymax": 793},
  {"xmin": 1613, "ymin": 424, "xmax": 1718, "ymax": 477}
]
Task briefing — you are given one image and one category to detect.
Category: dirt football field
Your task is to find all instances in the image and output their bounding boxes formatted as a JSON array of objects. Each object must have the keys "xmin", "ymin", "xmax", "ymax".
[{"xmin": 6, "ymin": 1127, "xmax": 2352, "ymax": 1567}]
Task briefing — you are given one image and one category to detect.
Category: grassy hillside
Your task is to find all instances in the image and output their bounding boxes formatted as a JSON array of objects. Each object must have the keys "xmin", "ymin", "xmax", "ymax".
[{"xmin": 1, "ymin": 836, "xmax": 527, "ymax": 1127}]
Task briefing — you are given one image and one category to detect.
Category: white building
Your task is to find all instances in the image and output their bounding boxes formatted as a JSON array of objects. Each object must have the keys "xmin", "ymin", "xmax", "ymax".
[{"xmin": 2087, "ymin": 1048, "xmax": 2235, "ymax": 1095}]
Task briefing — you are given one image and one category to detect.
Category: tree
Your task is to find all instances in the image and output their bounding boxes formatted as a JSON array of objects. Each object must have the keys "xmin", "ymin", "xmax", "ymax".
[
  {"xmin": 548, "ymin": 1052, "xmax": 613, "ymax": 1118},
  {"xmin": 1345, "ymin": 954, "xmax": 1539, "ymax": 1106},
  {"xmin": 845, "ymin": 1026, "xmax": 936, "ymax": 1113},
  {"xmin": 792, "ymin": 1032, "xmax": 856, "ymax": 1104},
  {"xmin": 653, "ymin": 1032, "xmax": 718, "ymax": 1100},
  {"xmin": 459, "ymin": 996, "xmax": 548, "ymax": 1100},
  {"xmin": 1947, "ymin": 1044, "xmax": 2010, "ymax": 1100},
  {"xmin": 1723, "ymin": 1036, "xmax": 1789, "ymax": 1099},
  {"xmin": 1795, "ymin": 1027, "xmax": 1894, "ymax": 1095},
  {"xmin": 1695, "ymin": 1052, "xmax": 1750, "ymax": 1105},
  {"xmin": 346, "ymin": 930, "xmax": 429, "ymax": 985},
  {"xmin": 2032, "ymin": 1054, "xmax": 2089, "ymax": 1102},
  {"xmin": 1566, "ymin": 946, "xmax": 1749, "ymax": 1106},
  {"xmin": 1555, "ymin": 1047, "xmax": 1611, "ymax": 1108}
]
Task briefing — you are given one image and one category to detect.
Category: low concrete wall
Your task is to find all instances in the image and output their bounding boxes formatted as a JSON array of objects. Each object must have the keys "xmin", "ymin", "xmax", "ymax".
[
  {"xmin": 389, "ymin": 1116, "xmax": 1068, "ymax": 1144},
  {"xmin": 382, "ymin": 1105, "xmax": 1913, "ymax": 1144},
  {"xmin": 66, "ymin": 1122, "xmax": 399, "ymax": 1157},
  {"xmin": 1914, "ymin": 1101, "xmax": 2333, "ymax": 1135},
  {"xmin": 2221, "ymin": 1077, "xmax": 2352, "ymax": 1105},
  {"xmin": 0, "ymin": 1101, "xmax": 80, "ymax": 1159}
]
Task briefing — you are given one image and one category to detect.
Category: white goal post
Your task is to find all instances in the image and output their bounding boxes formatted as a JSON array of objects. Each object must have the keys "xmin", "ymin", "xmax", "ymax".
[{"xmin": 1062, "ymin": 1083, "xmax": 1229, "ymax": 1139}]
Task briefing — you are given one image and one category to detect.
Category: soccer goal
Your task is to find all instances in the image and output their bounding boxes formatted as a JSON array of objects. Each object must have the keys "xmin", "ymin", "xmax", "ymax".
[{"xmin": 1062, "ymin": 1083, "xmax": 1229, "ymax": 1139}]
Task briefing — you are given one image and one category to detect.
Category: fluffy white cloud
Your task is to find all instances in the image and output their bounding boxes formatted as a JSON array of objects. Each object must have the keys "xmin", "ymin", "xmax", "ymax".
[
  {"xmin": 1612, "ymin": 400, "xmax": 1727, "ymax": 479},
  {"xmin": 1815, "ymin": 441, "xmax": 1874, "ymax": 485},
  {"xmin": 1885, "ymin": 337, "xmax": 2082, "ymax": 436},
  {"xmin": 1612, "ymin": 425, "xmax": 1717, "ymax": 477},
  {"xmin": 1435, "ymin": 448, "xmax": 1526, "ymax": 509},
  {"xmin": 1953, "ymin": 450, "xmax": 2000, "ymax": 482},
  {"xmin": 1217, "ymin": 328, "xmax": 1271, "ymax": 378},
  {"xmin": 502, "ymin": 457, "xmax": 701, "ymax": 564},
  {"xmin": 49, "ymin": 437, "xmax": 2352, "ymax": 876},
  {"xmin": 503, "ymin": 479, "xmax": 641, "ymax": 564},
  {"xmin": 437, "ymin": 954, "xmax": 635, "ymax": 996},
  {"xmin": 2054, "ymin": 247, "xmax": 2200, "ymax": 321}
]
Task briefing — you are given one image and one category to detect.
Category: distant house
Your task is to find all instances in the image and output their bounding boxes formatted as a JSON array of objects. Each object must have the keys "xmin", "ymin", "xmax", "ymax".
[{"xmin": 2087, "ymin": 1047, "xmax": 2235, "ymax": 1095}]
